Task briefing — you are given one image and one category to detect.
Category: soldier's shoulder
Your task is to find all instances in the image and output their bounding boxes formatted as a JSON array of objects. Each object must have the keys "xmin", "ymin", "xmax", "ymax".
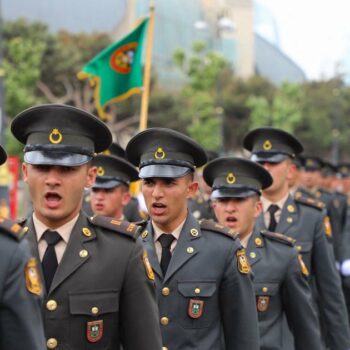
[
  {"xmin": 199, "ymin": 219, "xmax": 239, "ymax": 240},
  {"xmin": 88, "ymin": 215, "xmax": 140, "ymax": 240},
  {"xmin": 0, "ymin": 217, "xmax": 26, "ymax": 241},
  {"xmin": 260, "ymin": 229, "xmax": 296, "ymax": 246},
  {"xmin": 294, "ymin": 192, "xmax": 325, "ymax": 211}
]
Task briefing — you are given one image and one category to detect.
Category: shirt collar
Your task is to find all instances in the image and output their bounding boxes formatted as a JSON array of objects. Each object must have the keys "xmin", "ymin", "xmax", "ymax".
[
  {"xmin": 261, "ymin": 192, "xmax": 289, "ymax": 213},
  {"xmin": 33, "ymin": 212, "xmax": 80, "ymax": 244},
  {"xmin": 240, "ymin": 231, "xmax": 253, "ymax": 248},
  {"xmin": 152, "ymin": 217, "xmax": 187, "ymax": 243}
]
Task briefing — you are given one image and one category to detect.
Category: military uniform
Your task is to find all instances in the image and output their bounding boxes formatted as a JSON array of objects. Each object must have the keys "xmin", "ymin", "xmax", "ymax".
[
  {"xmin": 0, "ymin": 218, "xmax": 46, "ymax": 350},
  {"xmin": 11, "ymin": 104, "xmax": 162, "ymax": 350},
  {"xmin": 141, "ymin": 216, "xmax": 260, "ymax": 350},
  {"xmin": 22, "ymin": 213, "xmax": 161, "ymax": 350},
  {"xmin": 126, "ymin": 128, "xmax": 260, "ymax": 350}
]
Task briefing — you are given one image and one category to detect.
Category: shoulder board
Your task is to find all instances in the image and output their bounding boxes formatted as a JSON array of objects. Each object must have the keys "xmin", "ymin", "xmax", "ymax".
[
  {"xmin": 260, "ymin": 230, "xmax": 296, "ymax": 246},
  {"xmin": 295, "ymin": 194, "xmax": 325, "ymax": 210},
  {"xmin": 199, "ymin": 219, "xmax": 239, "ymax": 239},
  {"xmin": 0, "ymin": 217, "xmax": 26, "ymax": 240},
  {"xmin": 133, "ymin": 219, "xmax": 148, "ymax": 230},
  {"xmin": 88, "ymin": 215, "xmax": 139, "ymax": 240}
]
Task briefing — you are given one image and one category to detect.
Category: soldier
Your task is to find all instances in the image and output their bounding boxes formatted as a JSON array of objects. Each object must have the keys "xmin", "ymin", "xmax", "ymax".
[
  {"xmin": 126, "ymin": 128, "xmax": 260, "ymax": 350},
  {"xmin": 90, "ymin": 153, "xmax": 139, "ymax": 220},
  {"xmin": 243, "ymin": 127, "xmax": 350, "ymax": 350},
  {"xmin": 11, "ymin": 104, "xmax": 162, "ymax": 350},
  {"xmin": 204, "ymin": 156, "xmax": 323, "ymax": 350},
  {"xmin": 0, "ymin": 144, "xmax": 46, "ymax": 350}
]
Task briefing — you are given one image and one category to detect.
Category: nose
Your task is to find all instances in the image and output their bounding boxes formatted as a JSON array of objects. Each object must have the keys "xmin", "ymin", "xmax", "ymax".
[
  {"xmin": 151, "ymin": 182, "xmax": 164, "ymax": 199},
  {"xmin": 45, "ymin": 167, "xmax": 61, "ymax": 187},
  {"xmin": 225, "ymin": 199, "xmax": 237, "ymax": 212}
]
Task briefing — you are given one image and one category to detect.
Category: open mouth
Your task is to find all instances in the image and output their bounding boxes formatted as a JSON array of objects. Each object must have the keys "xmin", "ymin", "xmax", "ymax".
[
  {"xmin": 152, "ymin": 202, "xmax": 166, "ymax": 215},
  {"xmin": 226, "ymin": 216, "xmax": 237, "ymax": 223},
  {"xmin": 45, "ymin": 192, "xmax": 62, "ymax": 208}
]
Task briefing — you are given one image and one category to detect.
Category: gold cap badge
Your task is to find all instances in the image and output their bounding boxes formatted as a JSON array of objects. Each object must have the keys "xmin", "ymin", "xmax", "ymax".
[
  {"xmin": 263, "ymin": 140, "xmax": 272, "ymax": 150},
  {"xmin": 226, "ymin": 172, "xmax": 236, "ymax": 184},
  {"xmin": 49, "ymin": 128, "xmax": 63, "ymax": 144},
  {"xmin": 154, "ymin": 147, "xmax": 166, "ymax": 159}
]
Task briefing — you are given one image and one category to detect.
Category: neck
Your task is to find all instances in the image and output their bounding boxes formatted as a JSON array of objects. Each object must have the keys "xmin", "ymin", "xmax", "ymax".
[{"xmin": 262, "ymin": 187, "xmax": 288, "ymax": 203}]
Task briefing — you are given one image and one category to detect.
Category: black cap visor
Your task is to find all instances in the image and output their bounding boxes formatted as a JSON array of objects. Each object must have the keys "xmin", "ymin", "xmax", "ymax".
[
  {"xmin": 24, "ymin": 150, "xmax": 92, "ymax": 166},
  {"xmin": 139, "ymin": 164, "xmax": 192, "ymax": 179}
]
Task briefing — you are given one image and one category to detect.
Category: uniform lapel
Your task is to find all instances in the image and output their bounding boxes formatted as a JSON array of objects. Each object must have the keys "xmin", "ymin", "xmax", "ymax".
[
  {"xmin": 141, "ymin": 221, "xmax": 163, "ymax": 279},
  {"xmin": 50, "ymin": 213, "xmax": 96, "ymax": 293},
  {"xmin": 163, "ymin": 215, "xmax": 200, "ymax": 284},
  {"xmin": 275, "ymin": 195, "xmax": 298, "ymax": 234},
  {"xmin": 246, "ymin": 227, "xmax": 263, "ymax": 267}
]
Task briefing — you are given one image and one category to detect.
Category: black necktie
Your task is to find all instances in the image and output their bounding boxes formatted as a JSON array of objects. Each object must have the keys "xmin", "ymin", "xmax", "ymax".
[
  {"xmin": 268, "ymin": 204, "xmax": 279, "ymax": 232},
  {"xmin": 158, "ymin": 234, "xmax": 175, "ymax": 275},
  {"xmin": 42, "ymin": 230, "xmax": 62, "ymax": 291}
]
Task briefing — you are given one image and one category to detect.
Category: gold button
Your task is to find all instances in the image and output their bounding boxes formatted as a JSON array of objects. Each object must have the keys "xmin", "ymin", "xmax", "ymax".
[
  {"xmin": 79, "ymin": 249, "xmax": 88, "ymax": 258},
  {"xmin": 162, "ymin": 347, "xmax": 168, "ymax": 350},
  {"xmin": 190, "ymin": 228, "xmax": 199, "ymax": 237},
  {"xmin": 297, "ymin": 245, "xmax": 302, "ymax": 251},
  {"xmin": 82, "ymin": 227, "xmax": 92, "ymax": 237},
  {"xmin": 262, "ymin": 287, "xmax": 268, "ymax": 293},
  {"xmin": 250, "ymin": 252, "xmax": 256, "ymax": 258},
  {"xmin": 162, "ymin": 287, "xmax": 170, "ymax": 296},
  {"xmin": 160, "ymin": 317, "xmax": 169, "ymax": 326},
  {"xmin": 255, "ymin": 237, "xmax": 262, "ymax": 246},
  {"xmin": 141, "ymin": 230, "xmax": 148, "ymax": 239},
  {"xmin": 287, "ymin": 205, "xmax": 295, "ymax": 213},
  {"xmin": 47, "ymin": 338, "xmax": 58, "ymax": 349},
  {"xmin": 187, "ymin": 247, "xmax": 194, "ymax": 254},
  {"xmin": 91, "ymin": 307, "xmax": 99, "ymax": 315},
  {"xmin": 287, "ymin": 217, "xmax": 293, "ymax": 223},
  {"xmin": 46, "ymin": 300, "xmax": 57, "ymax": 311},
  {"xmin": 194, "ymin": 288, "xmax": 201, "ymax": 294},
  {"xmin": 23, "ymin": 226, "xmax": 29, "ymax": 233}
]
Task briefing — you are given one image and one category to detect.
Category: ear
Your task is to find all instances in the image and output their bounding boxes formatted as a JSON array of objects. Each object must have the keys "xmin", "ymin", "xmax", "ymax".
[
  {"xmin": 187, "ymin": 180, "xmax": 199, "ymax": 199},
  {"xmin": 22, "ymin": 163, "xmax": 28, "ymax": 182},
  {"xmin": 286, "ymin": 162, "xmax": 296, "ymax": 181},
  {"xmin": 122, "ymin": 191, "xmax": 131, "ymax": 206},
  {"xmin": 254, "ymin": 199, "xmax": 263, "ymax": 219},
  {"xmin": 86, "ymin": 166, "xmax": 97, "ymax": 188}
]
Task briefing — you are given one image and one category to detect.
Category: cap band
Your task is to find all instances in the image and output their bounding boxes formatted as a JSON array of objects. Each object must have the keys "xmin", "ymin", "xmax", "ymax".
[{"xmin": 24, "ymin": 144, "xmax": 94, "ymax": 157}]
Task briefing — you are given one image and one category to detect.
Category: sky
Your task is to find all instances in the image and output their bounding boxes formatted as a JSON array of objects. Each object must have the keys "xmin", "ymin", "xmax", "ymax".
[{"xmin": 255, "ymin": 0, "xmax": 350, "ymax": 80}]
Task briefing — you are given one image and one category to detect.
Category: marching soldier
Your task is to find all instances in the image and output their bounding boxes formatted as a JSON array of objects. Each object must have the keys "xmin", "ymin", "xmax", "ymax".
[
  {"xmin": 11, "ymin": 104, "xmax": 162, "ymax": 350},
  {"xmin": 0, "ymin": 145, "xmax": 46, "ymax": 350},
  {"xmin": 204, "ymin": 156, "xmax": 323, "ymax": 350},
  {"xmin": 243, "ymin": 127, "xmax": 350, "ymax": 350},
  {"xmin": 90, "ymin": 152, "xmax": 139, "ymax": 220},
  {"xmin": 126, "ymin": 127, "xmax": 260, "ymax": 350}
]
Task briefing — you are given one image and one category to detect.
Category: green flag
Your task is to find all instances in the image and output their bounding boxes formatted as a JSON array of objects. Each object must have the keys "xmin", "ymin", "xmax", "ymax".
[{"xmin": 78, "ymin": 18, "xmax": 149, "ymax": 120}]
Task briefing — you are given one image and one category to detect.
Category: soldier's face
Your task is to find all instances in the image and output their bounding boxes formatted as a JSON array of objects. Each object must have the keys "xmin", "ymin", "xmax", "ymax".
[
  {"xmin": 300, "ymin": 170, "xmax": 320, "ymax": 189},
  {"xmin": 142, "ymin": 175, "xmax": 198, "ymax": 233},
  {"xmin": 90, "ymin": 186, "xmax": 130, "ymax": 218},
  {"xmin": 260, "ymin": 160, "xmax": 292, "ymax": 196},
  {"xmin": 22, "ymin": 163, "xmax": 96, "ymax": 229},
  {"xmin": 213, "ymin": 196, "xmax": 261, "ymax": 237}
]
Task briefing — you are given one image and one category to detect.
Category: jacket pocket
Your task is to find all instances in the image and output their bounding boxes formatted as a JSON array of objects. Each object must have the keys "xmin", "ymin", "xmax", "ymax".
[
  {"xmin": 254, "ymin": 282, "xmax": 279, "ymax": 314},
  {"xmin": 69, "ymin": 290, "xmax": 119, "ymax": 349},
  {"xmin": 177, "ymin": 281, "xmax": 217, "ymax": 329}
]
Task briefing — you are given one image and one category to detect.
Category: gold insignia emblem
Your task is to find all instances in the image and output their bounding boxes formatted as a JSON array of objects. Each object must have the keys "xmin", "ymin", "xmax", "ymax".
[
  {"xmin": 82, "ymin": 227, "xmax": 92, "ymax": 237},
  {"xmin": 323, "ymin": 216, "xmax": 332, "ymax": 237},
  {"xmin": 226, "ymin": 172, "xmax": 236, "ymax": 184},
  {"xmin": 287, "ymin": 205, "xmax": 295, "ymax": 213},
  {"xmin": 154, "ymin": 147, "xmax": 166, "ymax": 159},
  {"xmin": 190, "ymin": 228, "xmax": 199, "ymax": 237},
  {"xmin": 10, "ymin": 223, "xmax": 22, "ymax": 234},
  {"xmin": 97, "ymin": 167, "xmax": 105, "ymax": 176},
  {"xmin": 49, "ymin": 128, "xmax": 63, "ymax": 144},
  {"xmin": 103, "ymin": 149, "xmax": 111, "ymax": 155},
  {"xmin": 79, "ymin": 249, "xmax": 89, "ymax": 258},
  {"xmin": 257, "ymin": 296, "xmax": 270, "ymax": 312},
  {"xmin": 263, "ymin": 140, "xmax": 272, "ymax": 150},
  {"xmin": 187, "ymin": 247, "xmax": 194, "ymax": 254},
  {"xmin": 250, "ymin": 252, "xmax": 256, "ymax": 259},
  {"xmin": 25, "ymin": 258, "xmax": 42, "ymax": 295},
  {"xmin": 286, "ymin": 217, "xmax": 293, "ymax": 223},
  {"xmin": 143, "ymin": 250, "xmax": 155, "ymax": 281},
  {"xmin": 111, "ymin": 220, "xmax": 121, "ymax": 226},
  {"xmin": 298, "ymin": 254, "xmax": 309, "ymax": 276},
  {"xmin": 141, "ymin": 230, "xmax": 148, "ymax": 239},
  {"xmin": 255, "ymin": 237, "xmax": 262, "ymax": 247},
  {"xmin": 236, "ymin": 249, "xmax": 251, "ymax": 274},
  {"xmin": 306, "ymin": 159, "xmax": 314, "ymax": 166}
]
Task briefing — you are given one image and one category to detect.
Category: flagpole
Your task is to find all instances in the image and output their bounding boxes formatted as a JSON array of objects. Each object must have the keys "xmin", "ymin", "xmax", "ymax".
[{"xmin": 139, "ymin": 0, "xmax": 155, "ymax": 131}]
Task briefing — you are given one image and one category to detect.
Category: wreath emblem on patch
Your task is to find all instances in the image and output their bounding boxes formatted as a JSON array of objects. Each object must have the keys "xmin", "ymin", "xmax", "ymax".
[
  {"xmin": 226, "ymin": 172, "xmax": 236, "ymax": 184},
  {"xmin": 257, "ymin": 296, "xmax": 269, "ymax": 312},
  {"xmin": 110, "ymin": 42, "xmax": 137, "ymax": 74},
  {"xmin": 188, "ymin": 299, "xmax": 204, "ymax": 319},
  {"xmin": 49, "ymin": 128, "xmax": 63, "ymax": 144},
  {"xmin": 87, "ymin": 320, "xmax": 103, "ymax": 343},
  {"xmin": 263, "ymin": 140, "xmax": 272, "ymax": 150},
  {"xmin": 154, "ymin": 147, "xmax": 166, "ymax": 159}
]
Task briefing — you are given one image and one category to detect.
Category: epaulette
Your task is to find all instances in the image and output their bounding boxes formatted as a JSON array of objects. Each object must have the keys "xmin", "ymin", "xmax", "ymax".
[
  {"xmin": 260, "ymin": 229, "xmax": 296, "ymax": 246},
  {"xmin": 294, "ymin": 194, "xmax": 325, "ymax": 210},
  {"xmin": 199, "ymin": 219, "xmax": 239, "ymax": 239},
  {"xmin": 133, "ymin": 219, "xmax": 148, "ymax": 230},
  {"xmin": 0, "ymin": 217, "xmax": 26, "ymax": 240},
  {"xmin": 88, "ymin": 215, "xmax": 140, "ymax": 240}
]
